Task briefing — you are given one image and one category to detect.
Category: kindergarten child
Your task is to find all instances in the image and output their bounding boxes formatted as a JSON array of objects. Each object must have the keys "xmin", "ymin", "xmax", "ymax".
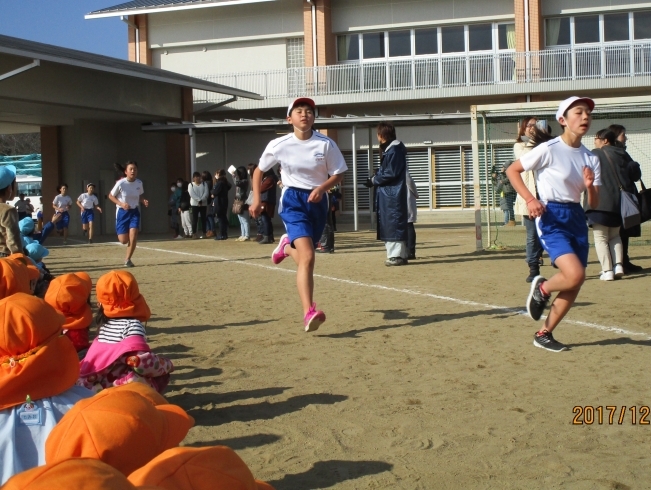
[
  {"xmin": 77, "ymin": 270, "xmax": 173, "ymax": 392},
  {"xmin": 0, "ymin": 165, "xmax": 22, "ymax": 257},
  {"xmin": 506, "ymin": 96, "xmax": 600, "ymax": 352},
  {"xmin": 77, "ymin": 183, "xmax": 102, "ymax": 244},
  {"xmin": 251, "ymin": 97, "xmax": 348, "ymax": 332},
  {"xmin": 52, "ymin": 183, "xmax": 73, "ymax": 245}
]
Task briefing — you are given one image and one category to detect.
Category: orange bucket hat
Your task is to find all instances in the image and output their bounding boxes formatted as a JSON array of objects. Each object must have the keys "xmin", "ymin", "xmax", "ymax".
[
  {"xmin": 112, "ymin": 381, "xmax": 168, "ymax": 406},
  {"xmin": 128, "ymin": 446, "xmax": 275, "ymax": 490},
  {"xmin": 0, "ymin": 258, "xmax": 32, "ymax": 298},
  {"xmin": 6, "ymin": 253, "xmax": 40, "ymax": 281},
  {"xmin": 96, "ymin": 271, "xmax": 151, "ymax": 322},
  {"xmin": 0, "ymin": 293, "xmax": 78, "ymax": 410},
  {"xmin": 45, "ymin": 385, "xmax": 194, "ymax": 476},
  {"xmin": 44, "ymin": 273, "xmax": 93, "ymax": 330},
  {"xmin": 1, "ymin": 458, "xmax": 144, "ymax": 490}
]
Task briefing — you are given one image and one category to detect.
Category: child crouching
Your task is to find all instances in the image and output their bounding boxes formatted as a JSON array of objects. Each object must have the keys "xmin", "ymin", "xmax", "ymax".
[{"xmin": 77, "ymin": 270, "xmax": 173, "ymax": 393}]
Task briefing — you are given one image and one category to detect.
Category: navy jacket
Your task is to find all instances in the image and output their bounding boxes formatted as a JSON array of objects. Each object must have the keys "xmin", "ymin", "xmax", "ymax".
[{"xmin": 373, "ymin": 140, "xmax": 409, "ymax": 242}]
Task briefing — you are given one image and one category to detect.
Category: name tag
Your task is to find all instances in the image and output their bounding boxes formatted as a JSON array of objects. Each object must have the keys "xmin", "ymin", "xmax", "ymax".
[{"xmin": 17, "ymin": 404, "xmax": 43, "ymax": 426}]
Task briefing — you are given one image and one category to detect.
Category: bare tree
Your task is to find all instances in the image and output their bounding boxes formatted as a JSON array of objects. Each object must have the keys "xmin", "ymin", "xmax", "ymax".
[{"xmin": 0, "ymin": 133, "xmax": 41, "ymax": 156}]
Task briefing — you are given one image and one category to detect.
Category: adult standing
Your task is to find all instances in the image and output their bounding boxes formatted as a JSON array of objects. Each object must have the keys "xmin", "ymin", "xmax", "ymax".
[
  {"xmin": 188, "ymin": 172, "xmax": 209, "ymax": 239},
  {"xmin": 232, "ymin": 166, "xmax": 250, "ymax": 241},
  {"xmin": 608, "ymin": 124, "xmax": 643, "ymax": 273},
  {"xmin": 108, "ymin": 161, "xmax": 148, "ymax": 267},
  {"xmin": 211, "ymin": 169, "xmax": 232, "ymax": 240},
  {"xmin": 514, "ymin": 116, "xmax": 544, "ymax": 282},
  {"xmin": 365, "ymin": 122, "xmax": 409, "ymax": 266},
  {"xmin": 406, "ymin": 171, "xmax": 419, "ymax": 260}
]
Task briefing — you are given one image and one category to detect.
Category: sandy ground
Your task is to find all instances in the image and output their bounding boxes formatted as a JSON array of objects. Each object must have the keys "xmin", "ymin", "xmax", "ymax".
[{"xmin": 45, "ymin": 224, "xmax": 651, "ymax": 489}]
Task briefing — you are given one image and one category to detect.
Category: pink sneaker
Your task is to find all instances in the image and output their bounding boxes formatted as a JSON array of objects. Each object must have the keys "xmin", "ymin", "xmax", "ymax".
[
  {"xmin": 272, "ymin": 233, "xmax": 291, "ymax": 264},
  {"xmin": 304, "ymin": 303, "xmax": 326, "ymax": 332}
]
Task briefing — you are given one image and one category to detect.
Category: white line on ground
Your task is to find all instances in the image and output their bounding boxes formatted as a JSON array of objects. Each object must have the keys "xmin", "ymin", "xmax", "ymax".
[{"xmin": 123, "ymin": 243, "xmax": 651, "ymax": 339}]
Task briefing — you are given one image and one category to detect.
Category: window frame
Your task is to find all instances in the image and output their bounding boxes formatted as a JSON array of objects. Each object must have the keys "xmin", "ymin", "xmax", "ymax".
[{"xmin": 544, "ymin": 12, "xmax": 639, "ymax": 48}]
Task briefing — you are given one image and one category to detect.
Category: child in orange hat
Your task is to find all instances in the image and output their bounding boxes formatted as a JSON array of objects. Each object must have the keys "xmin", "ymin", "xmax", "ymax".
[
  {"xmin": 0, "ymin": 293, "xmax": 93, "ymax": 484},
  {"xmin": 0, "ymin": 258, "xmax": 33, "ymax": 298},
  {"xmin": 44, "ymin": 273, "xmax": 93, "ymax": 355},
  {"xmin": 128, "ymin": 446, "xmax": 275, "ymax": 490},
  {"xmin": 77, "ymin": 270, "xmax": 173, "ymax": 393},
  {"xmin": 45, "ymin": 384, "xmax": 194, "ymax": 476}
]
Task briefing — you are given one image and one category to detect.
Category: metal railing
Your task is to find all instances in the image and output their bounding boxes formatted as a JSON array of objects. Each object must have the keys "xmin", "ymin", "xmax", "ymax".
[{"xmin": 195, "ymin": 42, "xmax": 651, "ymax": 106}]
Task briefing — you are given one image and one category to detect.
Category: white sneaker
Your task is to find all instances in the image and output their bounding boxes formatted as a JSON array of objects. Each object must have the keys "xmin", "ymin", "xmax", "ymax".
[
  {"xmin": 236, "ymin": 236, "xmax": 245, "ymax": 241},
  {"xmin": 175, "ymin": 235, "xmax": 184, "ymax": 240},
  {"xmin": 600, "ymin": 271, "xmax": 615, "ymax": 281},
  {"xmin": 241, "ymin": 236, "xmax": 250, "ymax": 241},
  {"xmin": 614, "ymin": 264, "xmax": 625, "ymax": 278}
]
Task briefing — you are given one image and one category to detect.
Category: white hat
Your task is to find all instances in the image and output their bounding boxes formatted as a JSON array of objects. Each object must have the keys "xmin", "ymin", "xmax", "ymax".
[
  {"xmin": 556, "ymin": 96, "xmax": 595, "ymax": 123},
  {"xmin": 287, "ymin": 97, "xmax": 316, "ymax": 117}
]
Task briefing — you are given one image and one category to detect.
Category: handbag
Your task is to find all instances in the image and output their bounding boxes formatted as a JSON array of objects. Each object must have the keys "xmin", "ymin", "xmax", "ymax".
[
  {"xmin": 637, "ymin": 179, "xmax": 651, "ymax": 223},
  {"xmin": 603, "ymin": 151, "xmax": 641, "ymax": 229},
  {"xmin": 232, "ymin": 198, "xmax": 244, "ymax": 215}
]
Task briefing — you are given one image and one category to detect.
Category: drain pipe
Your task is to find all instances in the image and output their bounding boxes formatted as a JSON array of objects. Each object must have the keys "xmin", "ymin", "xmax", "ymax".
[
  {"xmin": 524, "ymin": 0, "xmax": 530, "ymax": 99},
  {"xmin": 306, "ymin": 0, "xmax": 317, "ymax": 67},
  {"xmin": 121, "ymin": 15, "xmax": 140, "ymax": 63}
]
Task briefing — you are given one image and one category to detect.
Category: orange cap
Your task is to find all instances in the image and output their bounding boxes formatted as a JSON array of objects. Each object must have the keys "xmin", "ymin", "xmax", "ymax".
[
  {"xmin": 44, "ymin": 273, "xmax": 93, "ymax": 330},
  {"xmin": 96, "ymin": 271, "xmax": 151, "ymax": 322},
  {"xmin": 128, "ymin": 446, "xmax": 275, "ymax": 490},
  {"xmin": 1, "ymin": 458, "xmax": 142, "ymax": 490},
  {"xmin": 6, "ymin": 253, "xmax": 40, "ymax": 281},
  {"xmin": 112, "ymin": 381, "xmax": 168, "ymax": 406},
  {"xmin": 0, "ymin": 293, "xmax": 78, "ymax": 410},
  {"xmin": 45, "ymin": 385, "xmax": 194, "ymax": 476},
  {"xmin": 0, "ymin": 259, "xmax": 32, "ymax": 298}
]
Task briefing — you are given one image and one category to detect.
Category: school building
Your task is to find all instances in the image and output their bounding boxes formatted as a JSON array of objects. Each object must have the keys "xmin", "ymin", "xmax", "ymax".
[{"xmin": 86, "ymin": 0, "xmax": 651, "ymax": 218}]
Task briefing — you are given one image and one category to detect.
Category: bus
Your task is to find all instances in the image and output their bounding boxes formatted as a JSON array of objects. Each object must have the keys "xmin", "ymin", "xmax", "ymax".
[{"xmin": 1, "ymin": 154, "xmax": 42, "ymax": 220}]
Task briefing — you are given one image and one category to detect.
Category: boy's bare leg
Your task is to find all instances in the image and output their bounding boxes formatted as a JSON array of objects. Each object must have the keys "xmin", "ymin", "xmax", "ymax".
[{"xmin": 285, "ymin": 237, "xmax": 315, "ymax": 315}]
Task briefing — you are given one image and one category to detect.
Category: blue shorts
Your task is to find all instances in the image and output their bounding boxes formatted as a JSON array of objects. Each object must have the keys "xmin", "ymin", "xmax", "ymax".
[
  {"xmin": 116, "ymin": 208, "xmax": 140, "ymax": 235},
  {"xmin": 536, "ymin": 202, "xmax": 589, "ymax": 268},
  {"xmin": 55, "ymin": 211, "xmax": 69, "ymax": 230},
  {"xmin": 81, "ymin": 209, "xmax": 94, "ymax": 224},
  {"xmin": 279, "ymin": 187, "xmax": 328, "ymax": 247}
]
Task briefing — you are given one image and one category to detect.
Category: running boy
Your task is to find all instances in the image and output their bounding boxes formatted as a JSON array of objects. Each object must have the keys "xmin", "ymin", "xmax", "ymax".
[
  {"xmin": 506, "ymin": 96, "xmax": 600, "ymax": 352},
  {"xmin": 251, "ymin": 97, "xmax": 348, "ymax": 332},
  {"xmin": 53, "ymin": 183, "xmax": 73, "ymax": 244},
  {"xmin": 77, "ymin": 183, "xmax": 102, "ymax": 244}
]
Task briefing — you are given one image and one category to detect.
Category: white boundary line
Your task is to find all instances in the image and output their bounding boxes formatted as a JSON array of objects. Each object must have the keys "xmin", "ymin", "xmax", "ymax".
[{"xmin": 127, "ymin": 244, "xmax": 651, "ymax": 339}]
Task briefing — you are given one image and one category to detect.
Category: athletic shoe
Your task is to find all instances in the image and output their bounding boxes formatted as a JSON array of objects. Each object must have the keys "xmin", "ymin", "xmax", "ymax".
[
  {"xmin": 526, "ymin": 276, "xmax": 550, "ymax": 321},
  {"xmin": 241, "ymin": 236, "xmax": 250, "ymax": 241},
  {"xmin": 624, "ymin": 261, "xmax": 643, "ymax": 273},
  {"xmin": 272, "ymin": 234, "xmax": 290, "ymax": 264},
  {"xmin": 125, "ymin": 260, "xmax": 135, "ymax": 268},
  {"xmin": 304, "ymin": 303, "xmax": 326, "ymax": 332},
  {"xmin": 614, "ymin": 264, "xmax": 625, "ymax": 278},
  {"xmin": 533, "ymin": 330, "xmax": 568, "ymax": 352},
  {"xmin": 199, "ymin": 235, "xmax": 204, "ymax": 239},
  {"xmin": 175, "ymin": 235, "xmax": 184, "ymax": 240},
  {"xmin": 385, "ymin": 257, "xmax": 407, "ymax": 266},
  {"xmin": 259, "ymin": 236, "xmax": 272, "ymax": 244},
  {"xmin": 600, "ymin": 271, "xmax": 615, "ymax": 281},
  {"xmin": 407, "ymin": 253, "xmax": 416, "ymax": 260}
]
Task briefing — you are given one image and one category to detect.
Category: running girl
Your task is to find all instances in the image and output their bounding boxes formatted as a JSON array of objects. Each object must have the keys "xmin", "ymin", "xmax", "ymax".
[
  {"xmin": 77, "ymin": 183, "xmax": 102, "ymax": 244},
  {"xmin": 108, "ymin": 161, "xmax": 148, "ymax": 267},
  {"xmin": 53, "ymin": 183, "xmax": 73, "ymax": 245},
  {"xmin": 251, "ymin": 97, "xmax": 347, "ymax": 332},
  {"xmin": 506, "ymin": 96, "xmax": 600, "ymax": 352}
]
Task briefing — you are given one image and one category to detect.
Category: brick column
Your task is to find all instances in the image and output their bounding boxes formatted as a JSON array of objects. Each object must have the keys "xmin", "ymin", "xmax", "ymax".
[
  {"xmin": 303, "ymin": 1, "xmax": 315, "ymax": 67},
  {"xmin": 166, "ymin": 87, "xmax": 193, "ymax": 184},
  {"xmin": 127, "ymin": 14, "xmax": 152, "ymax": 65},
  {"xmin": 40, "ymin": 126, "xmax": 61, "ymax": 221}
]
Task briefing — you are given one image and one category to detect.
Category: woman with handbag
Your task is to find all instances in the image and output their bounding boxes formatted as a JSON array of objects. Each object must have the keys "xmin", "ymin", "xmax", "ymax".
[
  {"xmin": 258, "ymin": 169, "xmax": 278, "ymax": 245},
  {"xmin": 211, "ymin": 169, "xmax": 232, "ymax": 241},
  {"xmin": 231, "ymin": 166, "xmax": 250, "ymax": 241},
  {"xmin": 587, "ymin": 129, "xmax": 629, "ymax": 280}
]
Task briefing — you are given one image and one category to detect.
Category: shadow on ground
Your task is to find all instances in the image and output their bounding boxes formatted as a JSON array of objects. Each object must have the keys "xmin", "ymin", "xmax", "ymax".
[
  {"xmin": 185, "ymin": 433, "xmax": 282, "ymax": 450},
  {"xmin": 268, "ymin": 460, "xmax": 393, "ymax": 489}
]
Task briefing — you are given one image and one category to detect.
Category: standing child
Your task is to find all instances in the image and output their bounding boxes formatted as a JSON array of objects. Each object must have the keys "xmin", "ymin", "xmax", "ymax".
[
  {"xmin": 53, "ymin": 183, "xmax": 73, "ymax": 245},
  {"xmin": 251, "ymin": 97, "xmax": 347, "ymax": 332},
  {"xmin": 13, "ymin": 194, "xmax": 28, "ymax": 222},
  {"xmin": 77, "ymin": 270, "xmax": 174, "ymax": 393},
  {"xmin": 0, "ymin": 165, "xmax": 22, "ymax": 257},
  {"xmin": 77, "ymin": 183, "xmax": 102, "ymax": 244},
  {"xmin": 506, "ymin": 96, "xmax": 600, "ymax": 352}
]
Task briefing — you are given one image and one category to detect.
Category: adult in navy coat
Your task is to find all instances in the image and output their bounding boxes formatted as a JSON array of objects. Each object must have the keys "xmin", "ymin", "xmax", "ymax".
[{"xmin": 365, "ymin": 122, "xmax": 409, "ymax": 266}]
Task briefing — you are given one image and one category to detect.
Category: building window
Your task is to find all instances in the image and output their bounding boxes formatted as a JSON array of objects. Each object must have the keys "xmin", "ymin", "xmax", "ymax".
[
  {"xmin": 546, "ymin": 11, "xmax": 651, "ymax": 47},
  {"xmin": 415, "ymin": 28, "xmax": 438, "ymax": 55},
  {"xmin": 545, "ymin": 17, "xmax": 571, "ymax": 46},
  {"xmin": 363, "ymin": 32, "xmax": 385, "ymax": 59},
  {"xmin": 337, "ymin": 34, "xmax": 359, "ymax": 61},
  {"xmin": 286, "ymin": 38, "xmax": 305, "ymax": 69},
  {"xmin": 498, "ymin": 23, "xmax": 516, "ymax": 50},
  {"xmin": 574, "ymin": 15, "xmax": 600, "ymax": 44},
  {"xmin": 389, "ymin": 30, "xmax": 411, "ymax": 57},
  {"xmin": 441, "ymin": 26, "xmax": 465, "ymax": 53},
  {"xmin": 604, "ymin": 13, "xmax": 630, "ymax": 42},
  {"xmin": 468, "ymin": 24, "xmax": 493, "ymax": 51},
  {"xmin": 634, "ymin": 11, "xmax": 651, "ymax": 39}
]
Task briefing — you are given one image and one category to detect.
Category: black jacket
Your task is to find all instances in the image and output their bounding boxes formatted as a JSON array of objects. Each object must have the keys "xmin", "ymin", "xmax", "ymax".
[
  {"xmin": 373, "ymin": 140, "xmax": 409, "ymax": 242},
  {"xmin": 211, "ymin": 178, "xmax": 232, "ymax": 214}
]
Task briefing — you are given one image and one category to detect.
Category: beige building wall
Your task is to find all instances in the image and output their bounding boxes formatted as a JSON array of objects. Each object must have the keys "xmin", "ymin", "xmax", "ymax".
[{"xmin": 542, "ymin": 0, "xmax": 651, "ymax": 16}]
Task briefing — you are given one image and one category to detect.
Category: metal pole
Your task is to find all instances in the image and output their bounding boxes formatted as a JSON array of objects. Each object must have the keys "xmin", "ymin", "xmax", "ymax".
[
  {"xmin": 368, "ymin": 126, "xmax": 374, "ymax": 230},
  {"xmin": 189, "ymin": 128, "xmax": 197, "ymax": 176},
  {"xmin": 482, "ymin": 113, "xmax": 491, "ymax": 247},
  {"xmin": 352, "ymin": 125, "xmax": 358, "ymax": 232},
  {"xmin": 470, "ymin": 106, "xmax": 482, "ymax": 251}
]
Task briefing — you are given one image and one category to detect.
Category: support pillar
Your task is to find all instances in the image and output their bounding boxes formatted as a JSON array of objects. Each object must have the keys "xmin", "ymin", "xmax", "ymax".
[
  {"xmin": 352, "ymin": 125, "xmax": 358, "ymax": 232},
  {"xmin": 40, "ymin": 126, "xmax": 61, "ymax": 221}
]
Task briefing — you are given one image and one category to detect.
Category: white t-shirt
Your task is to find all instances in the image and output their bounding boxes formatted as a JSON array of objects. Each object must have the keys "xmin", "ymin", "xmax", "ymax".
[
  {"xmin": 520, "ymin": 136, "xmax": 601, "ymax": 204},
  {"xmin": 259, "ymin": 131, "xmax": 347, "ymax": 189},
  {"xmin": 77, "ymin": 193, "xmax": 99, "ymax": 210},
  {"xmin": 110, "ymin": 178, "xmax": 144, "ymax": 210},
  {"xmin": 52, "ymin": 195, "xmax": 73, "ymax": 212}
]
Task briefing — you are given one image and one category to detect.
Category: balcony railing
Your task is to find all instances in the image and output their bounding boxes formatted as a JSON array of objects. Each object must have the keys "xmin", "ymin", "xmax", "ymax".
[{"xmin": 195, "ymin": 42, "xmax": 651, "ymax": 108}]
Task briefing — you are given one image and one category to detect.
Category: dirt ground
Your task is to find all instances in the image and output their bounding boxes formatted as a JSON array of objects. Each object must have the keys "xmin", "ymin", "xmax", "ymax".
[{"xmin": 46, "ymin": 223, "xmax": 651, "ymax": 489}]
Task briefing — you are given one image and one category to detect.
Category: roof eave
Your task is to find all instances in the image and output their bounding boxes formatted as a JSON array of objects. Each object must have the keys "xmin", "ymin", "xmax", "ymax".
[{"xmin": 85, "ymin": 0, "xmax": 276, "ymax": 19}]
